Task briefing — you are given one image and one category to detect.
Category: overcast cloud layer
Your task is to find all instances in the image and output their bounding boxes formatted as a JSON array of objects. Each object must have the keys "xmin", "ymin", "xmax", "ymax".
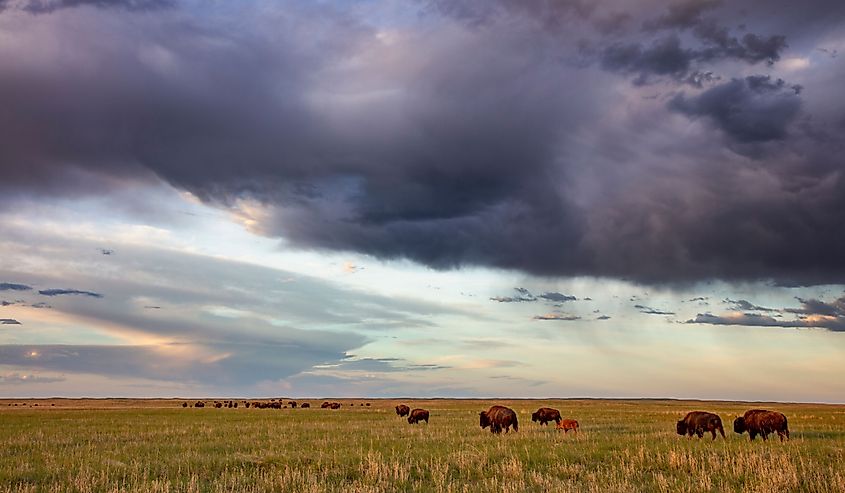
[{"xmin": 1, "ymin": 0, "xmax": 845, "ymax": 284}]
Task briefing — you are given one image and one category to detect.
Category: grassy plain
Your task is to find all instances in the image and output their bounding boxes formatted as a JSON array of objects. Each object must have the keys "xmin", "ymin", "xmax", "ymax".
[{"xmin": 1, "ymin": 398, "xmax": 844, "ymax": 492}]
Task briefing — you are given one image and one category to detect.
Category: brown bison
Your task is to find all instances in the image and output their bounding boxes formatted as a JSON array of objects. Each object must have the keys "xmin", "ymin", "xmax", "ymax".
[
  {"xmin": 531, "ymin": 407, "xmax": 562, "ymax": 426},
  {"xmin": 676, "ymin": 411, "xmax": 725, "ymax": 440},
  {"xmin": 408, "ymin": 409, "xmax": 430, "ymax": 424},
  {"xmin": 479, "ymin": 405, "xmax": 518, "ymax": 434},
  {"xmin": 556, "ymin": 419, "xmax": 579, "ymax": 433},
  {"xmin": 395, "ymin": 404, "xmax": 411, "ymax": 417},
  {"xmin": 330, "ymin": 402, "xmax": 341, "ymax": 409},
  {"xmin": 194, "ymin": 401, "xmax": 205, "ymax": 408},
  {"xmin": 734, "ymin": 410, "xmax": 789, "ymax": 442},
  {"xmin": 289, "ymin": 401, "xmax": 297, "ymax": 408},
  {"xmin": 181, "ymin": 402, "xmax": 188, "ymax": 408},
  {"xmin": 321, "ymin": 401, "xmax": 331, "ymax": 409},
  {"xmin": 301, "ymin": 402, "xmax": 310, "ymax": 408}
]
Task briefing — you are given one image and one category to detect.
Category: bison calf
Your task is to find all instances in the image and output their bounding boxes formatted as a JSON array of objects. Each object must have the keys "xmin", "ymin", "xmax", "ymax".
[
  {"xmin": 407, "ymin": 409, "xmax": 430, "ymax": 424},
  {"xmin": 479, "ymin": 405, "xmax": 518, "ymax": 434},
  {"xmin": 734, "ymin": 410, "xmax": 789, "ymax": 442},
  {"xmin": 556, "ymin": 419, "xmax": 579, "ymax": 433},
  {"xmin": 677, "ymin": 411, "xmax": 725, "ymax": 440}
]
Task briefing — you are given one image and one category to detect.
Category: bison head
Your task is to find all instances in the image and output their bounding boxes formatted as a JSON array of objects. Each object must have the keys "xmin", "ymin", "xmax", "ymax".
[
  {"xmin": 531, "ymin": 411, "xmax": 539, "ymax": 422},
  {"xmin": 733, "ymin": 417, "xmax": 747, "ymax": 434},
  {"xmin": 676, "ymin": 420, "xmax": 687, "ymax": 436},
  {"xmin": 408, "ymin": 416, "xmax": 414, "ymax": 424},
  {"xmin": 479, "ymin": 411, "xmax": 490, "ymax": 429}
]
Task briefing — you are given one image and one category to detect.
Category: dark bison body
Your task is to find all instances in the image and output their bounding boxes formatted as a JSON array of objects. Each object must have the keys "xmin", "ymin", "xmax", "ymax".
[
  {"xmin": 734, "ymin": 410, "xmax": 789, "ymax": 442},
  {"xmin": 321, "ymin": 402, "xmax": 331, "ymax": 409},
  {"xmin": 531, "ymin": 407, "xmax": 562, "ymax": 426},
  {"xmin": 408, "ymin": 409, "xmax": 430, "ymax": 424},
  {"xmin": 301, "ymin": 403, "xmax": 310, "ymax": 408},
  {"xmin": 194, "ymin": 401, "xmax": 205, "ymax": 408},
  {"xmin": 330, "ymin": 402, "xmax": 341, "ymax": 409},
  {"xmin": 480, "ymin": 405, "xmax": 518, "ymax": 434},
  {"xmin": 395, "ymin": 404, "xmax": 411, "ymax": 417},
  {"xmin": 289, "ymin": 401, "xmax": 297, "ymax": 408},
  {"xmin": 676, "ymin": 411, "xmax": 725, "ymax": 440}
]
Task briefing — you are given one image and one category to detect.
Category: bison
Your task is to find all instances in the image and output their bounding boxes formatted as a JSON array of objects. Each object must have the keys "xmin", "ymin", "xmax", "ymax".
[
  {"xmin": 408, "ymin": 409, "xmax": 430, "ymax": 424},
  {"xmin": 479, "ymin": 405, "xmax": 518, "ymax": 434},
  {"xmin": 734, "ymin": 410, "xmax": 789, "ymax": 442},
  {"xmin": 330, "ymin": 402, "xmax": 341, "ymax": 409},
  {"xmin": 531, "ymin": 407, "xmax": 562, "ymax": 426},
  {"xmin": 676, "ymin": 411, "xmax": 725, "ymax": 440},
  {"xmin": 301, "ymin": 403, "xmax": 310, "ymax": 408},
  {"xmin": 321, "ymin": 401, "xmax": 331, "ymax": 409},
  {"xmin": 194, "ymin": 401, "xmax": 205, "ymax": 408},
  {"xmin": 556, "ymin": 419, "xmax": 579, "ymax": 433},
  {"xmin": 181, "ymin": 402, "xmax": 188, "ymax": 408},
  {"xmin": 395, "ymin": 404, "xmax": 411, "ymax": 417},
  {"xmin": 289, "ymin": 401, "xmax": 297, "ymax": 408}
]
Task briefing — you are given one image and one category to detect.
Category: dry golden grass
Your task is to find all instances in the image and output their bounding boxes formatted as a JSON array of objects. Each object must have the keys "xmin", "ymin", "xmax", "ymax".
[{"xmin": 1, "ymin": 398, "xmax": 844, "ymax": 492}]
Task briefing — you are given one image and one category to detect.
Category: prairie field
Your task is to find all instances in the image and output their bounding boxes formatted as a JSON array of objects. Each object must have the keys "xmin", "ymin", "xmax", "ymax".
[{"xmin": 1, "ymin": 398, "xmax": 844, "ymax": 492}]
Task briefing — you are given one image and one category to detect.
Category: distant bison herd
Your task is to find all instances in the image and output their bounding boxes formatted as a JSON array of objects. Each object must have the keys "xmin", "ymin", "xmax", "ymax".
[{"xmin": 177, "ymin": 400, "xmax": 790, "ymax": 441}]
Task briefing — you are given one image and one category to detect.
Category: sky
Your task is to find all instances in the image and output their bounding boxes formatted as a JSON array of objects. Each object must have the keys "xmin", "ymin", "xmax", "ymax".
[{"xmin": 1, "ymin": 0, "xmax": 844, "ymax": 401}]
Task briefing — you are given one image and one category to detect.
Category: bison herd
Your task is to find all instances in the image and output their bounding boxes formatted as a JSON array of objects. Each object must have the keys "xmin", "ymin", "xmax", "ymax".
[
  {"xmin": 179, "ymin": 400, "xmax": 790, "ymax": 441},
  {"xmin": 678, "ymin": 409, "xmax": 790, "ymax": 442}
]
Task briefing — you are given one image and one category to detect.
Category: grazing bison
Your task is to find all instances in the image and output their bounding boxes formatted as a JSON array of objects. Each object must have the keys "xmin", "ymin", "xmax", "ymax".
[
  {"xmin": 181, "ymin": 402, "xmax": 188, "ymax": 408},
  {"xmin": 194, "ymin": 401, "xmax": 205, "ymax": 408},
  {"xmin": 289, "ymin": 401, "xmax": 297, "ymax": 408},
  {"xmin": 366, "ymin": 403, "xmax": 371, "ymax": 407},
  {"xmin": 677, "ymin": 411, "xmax": 725, "ymax": 440},
  {"xmin": 479, "ymin": 405, "xmax": 519, "ymax": 434},
  {"xmin": 408, "ymin": 409, "xmax": 430, "ymax": 424},
  {"xmin": 321, "ymin": 401, "xmax": 331, "ymax": 409},
  {"xmin": 395, "ymin": 404, "xmax": 411, "ymax": 417},
  {"xmin": 734, "ymin": 410, "xmax": 789, "ymax": 442},
  {"xmin": 330, "ymin": 402, "xmax": 341, "ymax": 409},
  {"xmin": 531, "ymin": 407, "xmax": 562, "ymax": 426},
  {"xmin": 556, "ymin": 419, "xmax": 579, "ymax": 433},
  {"xmin": 301, "ymin": 402, "xmax": 310, "ymax": 408}
]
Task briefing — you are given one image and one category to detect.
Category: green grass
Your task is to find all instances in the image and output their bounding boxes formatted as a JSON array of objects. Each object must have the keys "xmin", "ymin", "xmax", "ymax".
[{"xmin": 1, "ymin": 399, "xmax": 844, "ymax": 492}]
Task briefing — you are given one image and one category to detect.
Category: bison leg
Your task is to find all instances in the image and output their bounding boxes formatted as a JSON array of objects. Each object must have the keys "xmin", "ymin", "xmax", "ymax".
[
  {"xmin": 710, "ymin": 429, "xmax": 717, "ymax": 440},
  {"xmin": 749, "ymin": 430, "xmax": 757, "ymax": 441}
]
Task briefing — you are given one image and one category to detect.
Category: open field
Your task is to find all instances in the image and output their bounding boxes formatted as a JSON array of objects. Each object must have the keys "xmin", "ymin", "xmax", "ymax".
[{"xmin": 1, "ymin": 398, "xmax": 844, "ymax": 492}]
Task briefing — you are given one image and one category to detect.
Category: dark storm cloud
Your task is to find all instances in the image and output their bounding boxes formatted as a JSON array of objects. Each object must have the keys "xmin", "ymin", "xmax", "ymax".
[
  {"xmin": 600, "ymin": 35, "xmax": 694, "ymax": 82},
  {"xmin": 643, "ymin": 0, "xmax": 722, "ymax": 31},
  {"xmin": 669, "ymin": 76, "xmax": 802, "ymax": 142},
  {"xmin": 0, "ymin": 0, "xmax": 173, "ymax": 14},
  {"xmin": 38, "ymin": 288, "xmax": 103, "ymax": 298},
  {"xmin": 1, "ymin": 1, "xmax": 845, "ymax": 285},
  {"xmin": 1, "ymin": 318, "xmax": 22, "ymax": 324},
  {"xmin": 0, "ymin": 283, "xmax": 31, "ymax": 291}
]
